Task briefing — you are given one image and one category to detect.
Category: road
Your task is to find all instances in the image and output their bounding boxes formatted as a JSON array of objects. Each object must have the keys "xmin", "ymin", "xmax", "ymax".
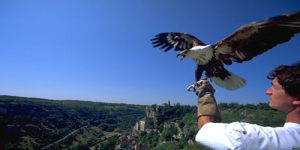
[{"xmin": 40, "ymin": 124, "xmax": 89, "ymax": 150}]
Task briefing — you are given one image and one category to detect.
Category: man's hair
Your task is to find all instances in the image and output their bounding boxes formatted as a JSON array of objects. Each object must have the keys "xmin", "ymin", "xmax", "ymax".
[{"xmin": 267, "ymin": 61, "xmax": 300, "ymax": 97}]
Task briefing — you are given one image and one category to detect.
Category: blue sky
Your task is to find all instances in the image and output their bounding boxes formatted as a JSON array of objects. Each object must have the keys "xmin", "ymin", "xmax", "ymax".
[{"xmin": 0, "ymin": 1, "xmax": 299, "ymax": 106}]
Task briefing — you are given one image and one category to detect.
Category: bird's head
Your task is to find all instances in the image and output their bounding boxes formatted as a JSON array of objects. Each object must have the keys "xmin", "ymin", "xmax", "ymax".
[{"xmin": 176, "ymin": 49, "xmax": 190, "ymax": 60}]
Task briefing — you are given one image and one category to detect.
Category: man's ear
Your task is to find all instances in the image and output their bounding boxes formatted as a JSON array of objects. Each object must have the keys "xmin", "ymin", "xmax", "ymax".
[
  {"xmin": 293, "ymin": 101, "xmax": 300, "ymax": 105},
  {"xmin": 293, "ymin": 95, "xmax": 300, "ymax": 105}
]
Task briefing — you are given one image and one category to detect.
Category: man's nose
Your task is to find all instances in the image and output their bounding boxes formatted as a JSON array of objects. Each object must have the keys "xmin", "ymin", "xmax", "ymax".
[{"xmin": 265, "ymin": 87, "xmax": 272, "ymax": 95}]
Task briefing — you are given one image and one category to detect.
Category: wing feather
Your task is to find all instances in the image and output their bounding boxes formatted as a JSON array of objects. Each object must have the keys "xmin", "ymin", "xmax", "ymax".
[
  {"xmin": 195, "ymin": 64, "xmax": 204, "ymax": 82},
  {"xmin": 150, "ymin": 32, "xmax": 206, "ymax": 52},
  {"xmin": 213, "ymin": 10, "xmax": 300, "ymax": 64}
]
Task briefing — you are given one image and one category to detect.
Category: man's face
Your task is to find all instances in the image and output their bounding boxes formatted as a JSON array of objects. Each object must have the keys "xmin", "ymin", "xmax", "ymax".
[{"xmin": 265, "ymin": 78, "xmax": 297, "ymax": 114}]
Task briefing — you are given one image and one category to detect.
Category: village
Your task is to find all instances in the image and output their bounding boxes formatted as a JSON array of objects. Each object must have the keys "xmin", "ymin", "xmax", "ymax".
[{"xmin": 114, "ymin": 101, "xmax": 195, "ymax": 150}]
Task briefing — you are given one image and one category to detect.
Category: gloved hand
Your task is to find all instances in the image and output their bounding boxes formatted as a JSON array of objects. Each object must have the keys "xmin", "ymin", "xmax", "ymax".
[{"xmin": 196, "ymin": 80, "xmax": 222, "ymax": 122}]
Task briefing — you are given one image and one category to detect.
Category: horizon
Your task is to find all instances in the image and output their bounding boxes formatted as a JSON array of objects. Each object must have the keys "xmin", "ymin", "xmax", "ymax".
[
  {"xmin": 0, "ymin": 94, "xmax": 269, "ymax": 106},
  {"xmin": 1, "ymin": 1, "xmax": 300, "ymax": 106}
]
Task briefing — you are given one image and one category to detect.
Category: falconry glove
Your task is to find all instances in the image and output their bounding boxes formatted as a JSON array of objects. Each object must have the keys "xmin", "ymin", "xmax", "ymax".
[{"xmin": 196, "ymin": 80, "xmax": 222, "ymax": 122}]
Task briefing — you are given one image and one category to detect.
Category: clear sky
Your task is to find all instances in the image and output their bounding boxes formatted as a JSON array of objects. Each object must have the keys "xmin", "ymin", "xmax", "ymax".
[{"xmin": 0, "ymin": 0, "xmax": 299, "ymax": 106}]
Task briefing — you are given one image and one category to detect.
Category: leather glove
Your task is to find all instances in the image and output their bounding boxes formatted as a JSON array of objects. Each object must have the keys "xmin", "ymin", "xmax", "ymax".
[{"xmin": 196, "ymin": 80, "xmax": 222, "ymax": 122}]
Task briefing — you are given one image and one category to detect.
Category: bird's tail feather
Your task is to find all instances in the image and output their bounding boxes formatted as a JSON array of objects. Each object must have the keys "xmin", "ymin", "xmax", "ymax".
[{"xmin": 210, "ymin": 72, "xmax": 246, "ymax": 90}]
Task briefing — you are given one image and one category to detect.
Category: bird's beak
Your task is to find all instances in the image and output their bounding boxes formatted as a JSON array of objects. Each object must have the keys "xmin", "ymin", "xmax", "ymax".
[{"xmin": 176, "ymin": 53, "xmax": 185, "ymax": 61}]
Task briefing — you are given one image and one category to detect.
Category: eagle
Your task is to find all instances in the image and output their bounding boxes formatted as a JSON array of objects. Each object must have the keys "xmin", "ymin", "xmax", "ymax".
[{"xmin": 150, "ymin": 10, "xmax": 300, "ymax": 91}]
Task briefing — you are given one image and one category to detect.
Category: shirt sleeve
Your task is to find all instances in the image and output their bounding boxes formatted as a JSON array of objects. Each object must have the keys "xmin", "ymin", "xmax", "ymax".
[
  {"xmin": 195, "ymin": 122, "xmax": 243, "ymax": 149},
  {"xmin": 195, "ymin": 122, "xmax": 300, "ymax": 150}
]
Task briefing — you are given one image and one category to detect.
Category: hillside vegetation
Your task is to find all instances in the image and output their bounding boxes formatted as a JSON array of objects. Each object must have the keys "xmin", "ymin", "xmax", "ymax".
[
  {"xmin": 0, "ymin": 95, "xmax": 145, "ymax": 150},
  {"xmin": 0, "ymin": 96, "xmax": 286, "ymax": 150}
]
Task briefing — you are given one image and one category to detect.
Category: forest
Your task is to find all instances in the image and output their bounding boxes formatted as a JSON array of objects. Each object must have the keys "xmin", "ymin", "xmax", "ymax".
[
  {"xmin": 0, "ymin": 95, "xmax": 285, "ymax": 150},
  {"xmin": 0, "ymin": 95, "xmax": 145, "ymax": 149}
]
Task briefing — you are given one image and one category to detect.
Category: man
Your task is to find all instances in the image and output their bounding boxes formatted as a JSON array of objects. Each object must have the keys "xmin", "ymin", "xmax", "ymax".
[{"xmin": 195, "ymin": 61, "xmax": 300, "ymax": 150}]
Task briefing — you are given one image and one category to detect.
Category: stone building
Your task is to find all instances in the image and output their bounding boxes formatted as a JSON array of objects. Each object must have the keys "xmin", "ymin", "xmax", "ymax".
[
  {"xmin": 133, "ymin": 100, "xmax": 171, "ymax": 134},
  {"xmin": 133, "ymin": 117, "xmax": 154, "ymax": 133}
]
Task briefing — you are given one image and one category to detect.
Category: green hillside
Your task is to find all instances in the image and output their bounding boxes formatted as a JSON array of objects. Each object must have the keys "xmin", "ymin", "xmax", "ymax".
[
  {"xmin": 0, "ymin": 95, "xmax": 145, "ymax": 150},
  {"xmin": 0, "ymin": 96, "xmax": 286, "ymax": 150}
]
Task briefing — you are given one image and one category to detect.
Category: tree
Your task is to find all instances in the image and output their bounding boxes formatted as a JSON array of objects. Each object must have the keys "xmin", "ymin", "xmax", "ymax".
[
  {"xmin": 257, "ymin": 103, "xmax": 271, "ymax": 110},
  {"xmin": 169, "ymin": 126, "xmax": 178, "ymax": 135},
  {"xmin": 177, "ymin": 137, "xmax": 188, "ymax": 149},
  {"xmin": 75, "ymin": 144, "xmax": 90, "ymax": 150},
  {"xmin": 228, "ymin": 102, "xmax": 243, "ymax": 109},
  {"xmin": 160, "ymin": 129, "xmax": 173, "ymax": 141},
  {"xmin": 244, "ymin": 104, "xmax": 256, "ymax": 109},
  {"xmin": 218, "ymin": 102, "xmax": 229, "ymax": 109},
  {"xmin": 100, "ymin": 136, "xmax": 118, "ymax": 150},
  {"xmin": 152, "ymin": 141, "xmax": 175, "ymax": 150}
]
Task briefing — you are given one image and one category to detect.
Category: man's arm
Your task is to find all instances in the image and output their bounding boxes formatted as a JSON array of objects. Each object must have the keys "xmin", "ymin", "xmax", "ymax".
[
  {"xmin": 195, "ymin": 80, "xmax": 221, "ymax": 130},
  {"xmin": 197, "ymin": 112, "xmax": 214, "ymax": 129}
]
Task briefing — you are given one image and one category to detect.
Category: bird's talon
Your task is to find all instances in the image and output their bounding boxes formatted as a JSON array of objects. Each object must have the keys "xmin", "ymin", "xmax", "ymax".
[{"xmin": 187, "ymin": 83, "xmax": 198, "ymax": 92}]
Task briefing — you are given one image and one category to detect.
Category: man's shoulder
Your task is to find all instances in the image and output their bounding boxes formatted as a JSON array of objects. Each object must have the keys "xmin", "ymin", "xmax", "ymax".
[{"xmin": 284, "ymin": 122, "xmax": 300, "ymax": 128}]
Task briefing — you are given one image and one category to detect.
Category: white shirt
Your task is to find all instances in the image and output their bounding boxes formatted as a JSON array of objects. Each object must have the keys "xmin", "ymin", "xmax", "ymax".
[{"xmin": 195, "ymin": 122, "xmax": 300, "ymax": 150}]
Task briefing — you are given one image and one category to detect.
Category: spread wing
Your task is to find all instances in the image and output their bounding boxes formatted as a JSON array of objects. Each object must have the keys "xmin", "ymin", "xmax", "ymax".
[
  {"xmin": 213, "ymin": 10, "xmax": 300, "ymax": 65},
  {"xmin": 150, "ymin": 32, "xmax": 206, "ymax": 52}
]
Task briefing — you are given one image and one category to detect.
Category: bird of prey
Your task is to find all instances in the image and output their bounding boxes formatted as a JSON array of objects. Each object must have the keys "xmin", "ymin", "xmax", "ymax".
[{"xmin": 150, "ymin": 10, "xmax": 300, "ymax": 91}]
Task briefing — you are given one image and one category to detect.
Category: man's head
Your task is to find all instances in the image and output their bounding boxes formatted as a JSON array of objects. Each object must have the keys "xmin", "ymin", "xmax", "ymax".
[
  {"xmin": 265, "ymin": 61, "xmax": 300, "ymax": 114},
  {"xmin": 267, "ymin": 61, "xmax": 300, "ymax": 97}
]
